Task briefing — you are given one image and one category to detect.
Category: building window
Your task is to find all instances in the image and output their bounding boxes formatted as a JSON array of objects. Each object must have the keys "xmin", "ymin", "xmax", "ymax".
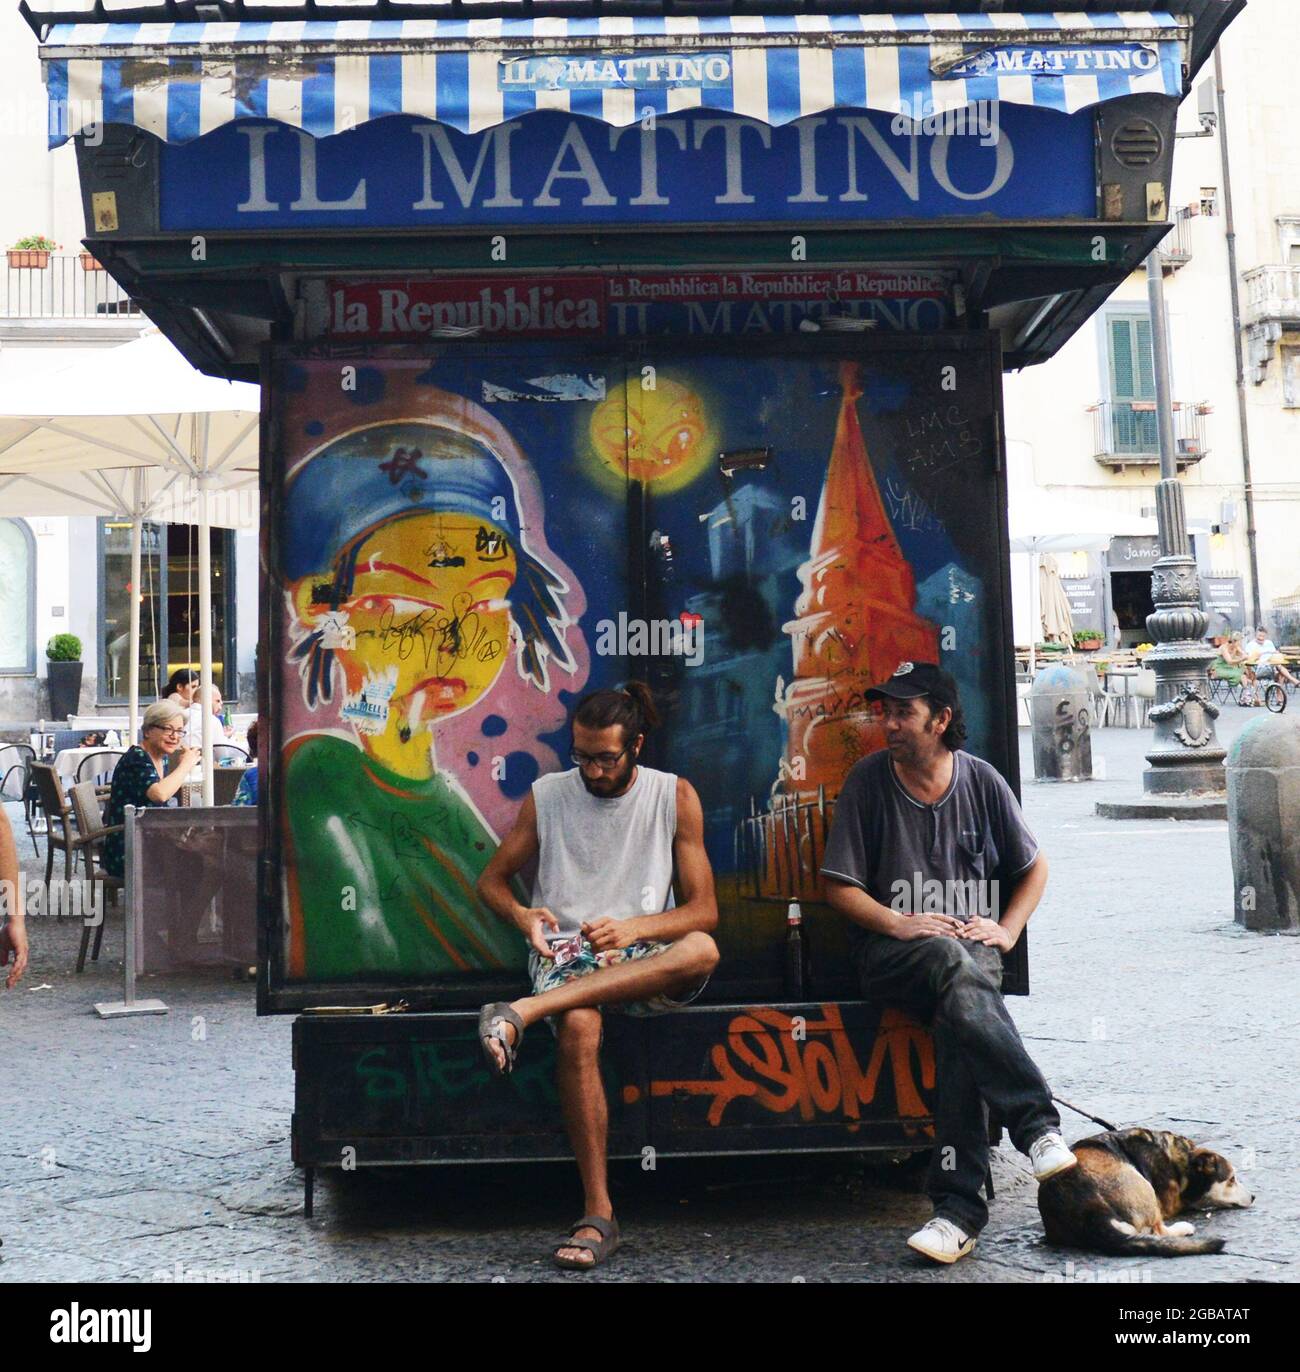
[
  {"xmin": 97, "ymin": 519, "xmax": 237, "ymax": 704},
  {"xmin": 1283, "ymin": 346, "xmax": 1300, "ymax": 409},
  {"xmin": 1278, "ymin": 216, "xmax": 1300, "ymax": 264},
  {"xmin": 1199, "ymin": 187, "xmax": 1219, "ymax": 217},
  {"xmin": 1106, "ymin": 314, "xmax": 1159, "ymax": 452},
  {"xmin": 0, "ymin": 518, "xmax": 36, "ymax": 675}
]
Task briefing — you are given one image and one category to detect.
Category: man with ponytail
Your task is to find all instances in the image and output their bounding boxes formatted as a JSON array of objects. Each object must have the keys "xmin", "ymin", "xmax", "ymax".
[{"xmin": 476, "ymin": 680, "xmax": 720, "ymax": 1270}]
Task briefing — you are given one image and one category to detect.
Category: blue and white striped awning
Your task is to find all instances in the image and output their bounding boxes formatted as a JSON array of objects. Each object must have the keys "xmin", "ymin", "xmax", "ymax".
[{"xmin": 40, "ymin": 11, "xmax": 1188, "ymax": 147}]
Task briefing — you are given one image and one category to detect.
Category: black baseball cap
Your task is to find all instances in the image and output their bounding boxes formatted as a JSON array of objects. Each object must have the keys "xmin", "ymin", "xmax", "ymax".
[{"xmin": 865, "ymin": 661, "xmax": 960, "ymax": 709}]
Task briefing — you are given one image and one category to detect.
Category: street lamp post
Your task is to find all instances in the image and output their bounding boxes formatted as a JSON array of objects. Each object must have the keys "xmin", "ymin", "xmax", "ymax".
[{"xmin": 1141, "ymin": 249, "xmax": 1226, "ymax": 796}]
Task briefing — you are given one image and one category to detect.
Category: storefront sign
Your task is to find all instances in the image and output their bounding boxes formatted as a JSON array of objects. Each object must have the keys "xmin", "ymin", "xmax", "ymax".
[
  {"xmin": 499, "ymin": 53, "xmax": 733, "ymax": 92},
  {"xmin": 942, "ymin": 43, "xmax": 1161, "ymax": 78},
  {"xmin": 1108, "ymin": 535, "xmax": 1162, "ymax": 571},
  {"xmin": 1061, "ymin": 576, "xmax": 1106, "ymax": 631},
  {"xmin": 318, "ymin": 269, "xmax": 951, "ymax": 339},
  {"xmin": 1202, "ymin": 576, "xmax": 1245, "ymax": 632},
  {"xmin": 158, "ymin": 104, "xmax": 1092, "ymax": 232}
]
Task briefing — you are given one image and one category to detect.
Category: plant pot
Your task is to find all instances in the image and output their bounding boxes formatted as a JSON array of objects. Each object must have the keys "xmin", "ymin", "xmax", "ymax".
[
  {"xmin": 46, "ymin": 660, "xmax": 83, "ymax": 721},
  {"xmin": 1076, "ymin": 639, "xmax": 1103, "ymax": 652},
  {"xmin": 79, "ymin": 252, "xmax": 104, "ymax": 271},
  {"xmin": 7, "ymin": 249, "xmax": 50, "ymax": 269}
]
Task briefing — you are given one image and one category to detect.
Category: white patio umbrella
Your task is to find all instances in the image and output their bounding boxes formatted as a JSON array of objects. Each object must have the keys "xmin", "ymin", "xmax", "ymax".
[
  {"xmin": 1007, "ymin": 489, "xmax": 1156, "ymax": 652},
  {"xmin": 0, "ymin": 332, "xmax": 258, "ymax": 803}
]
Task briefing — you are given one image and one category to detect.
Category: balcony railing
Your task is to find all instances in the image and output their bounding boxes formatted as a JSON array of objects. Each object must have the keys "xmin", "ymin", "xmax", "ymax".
[
  {"xmin": 1, "ymin": 253, "xmax": 139, "ymax": 320},
  {"xmin": 1160, "ymin": 206, "xmax": 1197, "ymax": 271},
  {"xmin": 1089, "ymin": 399, "xmax": 1210, "ymax": 471},
  {"xmin": 1244, "ymin": 264, "xmax": 1300, "ymax": 327}
]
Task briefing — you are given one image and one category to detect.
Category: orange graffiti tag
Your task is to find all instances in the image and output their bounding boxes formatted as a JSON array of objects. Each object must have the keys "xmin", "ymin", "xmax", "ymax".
[{"xmin": 642, "ymin": 1005, "xmax": 935, "ymax": 1128}]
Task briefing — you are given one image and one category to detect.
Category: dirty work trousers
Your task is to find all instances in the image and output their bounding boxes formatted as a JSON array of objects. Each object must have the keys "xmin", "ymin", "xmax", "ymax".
[{"xmin": 853, "ymin": 931, "xmax": 1061, "ymax": 1235}]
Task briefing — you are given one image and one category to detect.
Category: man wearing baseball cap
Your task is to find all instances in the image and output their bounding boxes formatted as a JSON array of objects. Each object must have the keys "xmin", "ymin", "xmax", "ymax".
[{"xmin": 820, "ymin": 661, "xmax": 1075, "ymax": 1264}]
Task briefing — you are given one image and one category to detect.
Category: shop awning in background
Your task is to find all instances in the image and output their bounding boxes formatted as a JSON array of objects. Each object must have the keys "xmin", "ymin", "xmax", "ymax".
[{"xmin": 38, "ymin": 10, "xmax": 1188, "ymax": 146}]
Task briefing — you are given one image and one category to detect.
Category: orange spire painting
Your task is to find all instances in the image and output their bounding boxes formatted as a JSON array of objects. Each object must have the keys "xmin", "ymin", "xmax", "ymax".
[{"xmin": 775, "ymin": 360, "xmax": 941, "ymax": 797}]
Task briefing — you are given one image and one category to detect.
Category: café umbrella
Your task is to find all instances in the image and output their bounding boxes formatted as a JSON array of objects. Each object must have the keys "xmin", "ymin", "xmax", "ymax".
[
  {"xmin": 1008, "ymin": 490, "xmax": 1156, "ymax": 653},
  {"xmin": 0, "ymin": 332, "xmax": 258, "ymax": 802}
]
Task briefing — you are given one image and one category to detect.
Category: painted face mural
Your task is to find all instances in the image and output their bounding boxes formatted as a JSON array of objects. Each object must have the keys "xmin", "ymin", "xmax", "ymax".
[
  {"xmin": 299, "ymin": 510, "xmax": 518, "ymax": 758},
  {"xmin": 278, "ymin": 398, "xmax": 585, "ymax": 982}
]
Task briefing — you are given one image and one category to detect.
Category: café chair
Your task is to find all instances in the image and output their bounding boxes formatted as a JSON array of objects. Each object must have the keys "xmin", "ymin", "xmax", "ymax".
[
  {"xmin": 0, "ymin": 743, "xmax": 40, "ymax": 854},
  {"xmin": 212, "ymin": 766, "xmax": 248, "ymax": 807},
  {"xmin": 76, "ymin": 749, "xmax": 124, "ymax": 797},
  {"xmin": 68, "ymin": 782, "xmax": 123, "ymax": 973},
  {"xmin": 30, "ymin": 763, "xmax": 97, "ymax": 898}
]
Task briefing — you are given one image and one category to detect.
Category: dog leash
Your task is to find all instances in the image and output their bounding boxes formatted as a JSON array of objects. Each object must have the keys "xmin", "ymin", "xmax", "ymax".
[{"xmin": 1052, "ymin": 1095, "xmax": 1117, "ymax": 1132}]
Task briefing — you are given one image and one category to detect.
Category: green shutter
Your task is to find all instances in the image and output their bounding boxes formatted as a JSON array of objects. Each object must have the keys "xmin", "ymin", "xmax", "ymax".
[
  {"xmin": 1110, "ymin": 318, "xmax": 1136, "ymax": 399},
  {"xmin": 1134, "ymin": 318, "xmax": 1156, "ymax": 399},
  {"xmin": 1108, "ymin": 314, "xmax": 1159, "ymax": 453}
]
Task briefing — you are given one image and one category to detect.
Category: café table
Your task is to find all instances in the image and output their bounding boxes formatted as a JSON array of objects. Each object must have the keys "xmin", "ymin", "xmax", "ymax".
[{"xmin": 50, "ymin": 745, "xmax": 124, "ymax": 790}]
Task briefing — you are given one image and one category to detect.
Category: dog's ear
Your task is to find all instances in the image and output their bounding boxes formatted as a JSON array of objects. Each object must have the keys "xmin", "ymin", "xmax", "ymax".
[{"xmin": 1184, "ymin": 1148, "xmax": 1229, "ymax": 1203}]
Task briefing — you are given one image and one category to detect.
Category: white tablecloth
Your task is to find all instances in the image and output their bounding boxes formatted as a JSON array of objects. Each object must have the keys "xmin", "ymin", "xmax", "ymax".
[{"xmin": 51, "ymin": 746, "xmax": 124, "ymax": 790}]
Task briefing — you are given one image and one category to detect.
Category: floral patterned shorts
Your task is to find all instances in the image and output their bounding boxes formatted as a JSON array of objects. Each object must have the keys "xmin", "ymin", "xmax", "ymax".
[{"xmin": 528, "ymin": 935, "xmax": 709, "ymax": 1019}]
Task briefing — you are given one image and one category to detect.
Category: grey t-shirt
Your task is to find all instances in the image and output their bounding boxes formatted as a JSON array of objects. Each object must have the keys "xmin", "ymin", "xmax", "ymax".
[{"xmin": 820, "ymin": 749, "xmax": 1039, "ymax": 948}]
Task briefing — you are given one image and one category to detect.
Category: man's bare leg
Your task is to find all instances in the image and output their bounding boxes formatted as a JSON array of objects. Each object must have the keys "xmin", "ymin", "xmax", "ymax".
[
  {"xmin": 515, "ymin": 931, "xmax": 718, "ymax": 1029},
  {"xmin": 482, "ymin": 930, "xmax": 718, "ymax": 1086},
  {"xmin": 554, "ymin": 1007, "xmax": 610, "ymax": 1267}
]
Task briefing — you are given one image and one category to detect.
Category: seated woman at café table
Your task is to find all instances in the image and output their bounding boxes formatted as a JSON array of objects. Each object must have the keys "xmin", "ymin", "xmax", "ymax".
[
  {"xmin": 101, "ymin": 701, "xmax": 200, "ymax": 878},
  {"xmin": 232, "ymin": 720, "xmax": 258, "ymax": 807}
]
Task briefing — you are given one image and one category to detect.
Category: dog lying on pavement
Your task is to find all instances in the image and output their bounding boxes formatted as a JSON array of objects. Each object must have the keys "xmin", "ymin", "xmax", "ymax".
[{"xmin": 1038, "ymin": 1127, "xmax": 1253, "ymax": 1256}]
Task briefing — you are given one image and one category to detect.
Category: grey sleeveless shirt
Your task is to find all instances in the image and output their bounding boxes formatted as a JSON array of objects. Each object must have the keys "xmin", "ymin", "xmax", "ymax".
[{"xmin": 531, "ymin": 766, "xmax": 678, "ymax": 934}]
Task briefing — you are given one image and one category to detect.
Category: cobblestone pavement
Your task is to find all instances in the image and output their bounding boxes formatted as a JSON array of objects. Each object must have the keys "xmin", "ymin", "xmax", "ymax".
[{"xmin": 3, "ymin": 706, "xmax": 1297, "ymax": 1284}]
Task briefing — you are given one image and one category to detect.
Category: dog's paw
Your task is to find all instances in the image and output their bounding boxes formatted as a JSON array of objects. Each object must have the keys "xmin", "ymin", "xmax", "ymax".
[{"xmin": 1165, "ymin": 1221, "xmax": 1195, "ymax": 1237}]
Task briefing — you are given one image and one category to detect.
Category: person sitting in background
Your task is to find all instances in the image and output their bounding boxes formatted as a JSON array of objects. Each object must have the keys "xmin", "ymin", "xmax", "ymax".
[
  {"xmin": 1242, "ymin": 626, "xmax": 1298, "ymax": 704},
  {"xmin": 1212, "ymin": 632, "xmax": 1248, "ymax": 694},
  {"xmin": 233, "ymin": 720, "xmax": 259, "ymax": 807},
  {"xmin": 164, "ymin": 668, "xmax": 200, "ymax": 709},
  {"xmin": 101, "ymin": 700, "xmax": 200, "ymax": 878},
  {"xmin": 183, "ymin": 684, "xmax": 234, "ymax": 748}
]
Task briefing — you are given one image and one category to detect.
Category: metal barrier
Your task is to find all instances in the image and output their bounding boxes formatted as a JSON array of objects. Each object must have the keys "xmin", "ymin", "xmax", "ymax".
[{"xmin": 125, "ymin": 804, "xmax": 257, "ymax": 976}]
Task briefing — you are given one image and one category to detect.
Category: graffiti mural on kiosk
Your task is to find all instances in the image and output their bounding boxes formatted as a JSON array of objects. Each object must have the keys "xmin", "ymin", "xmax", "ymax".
[
  {"xmin": 277, "ymin": 363, "xmax": 590, "ymax": 981},
  {"xmin": 273, "ymin": 347, "xmax": 1000, "ymax": 990},
  {"xmin": 631, "ymin": 1005, "xmax": 936, "ymax": 1129}
]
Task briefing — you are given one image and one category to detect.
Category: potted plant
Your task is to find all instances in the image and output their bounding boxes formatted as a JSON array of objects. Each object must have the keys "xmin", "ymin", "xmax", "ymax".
[
  {"xmin": 79, "ymin": 250, "xmax": 104, "ymax": 271},
  {"xmin": 1073, "ymin": 628, "xmax": 1104, "ymax": 651},
  {"xmin": 45, "ymin": 633, "xmax": 84, "ymax": 721},
  {"xmin": 7, "ymin": 234, "xmax": 60, "ymax": 269}
]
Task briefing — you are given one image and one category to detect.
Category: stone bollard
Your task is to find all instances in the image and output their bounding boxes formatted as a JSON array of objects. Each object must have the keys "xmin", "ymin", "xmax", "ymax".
[
  {"xmin": 1030, "ymin": 664, "xmax": 1093, "ymax": 782},
  {"xmin": 1227, "ymin": 715, "xmax": 1300, "ymax": 931}
]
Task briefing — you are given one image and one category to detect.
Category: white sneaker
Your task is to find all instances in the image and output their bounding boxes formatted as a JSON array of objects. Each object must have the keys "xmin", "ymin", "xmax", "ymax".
[
  {"xmin": 907, "ymin": 1216, "xmax": 976, "ymax": 1264},
  {"xmin": 1029, "ymin": 1132, "xmax": 1078, "ymax": 1182}
]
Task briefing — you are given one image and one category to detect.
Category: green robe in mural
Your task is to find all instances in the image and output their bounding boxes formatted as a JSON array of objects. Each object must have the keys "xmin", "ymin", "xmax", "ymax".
[{"xmin": 284, "ymin": 733, "xmax": 527, "ymax": 981}]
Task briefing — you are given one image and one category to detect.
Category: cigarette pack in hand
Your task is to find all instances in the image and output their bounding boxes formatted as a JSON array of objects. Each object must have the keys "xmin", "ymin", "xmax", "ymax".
[{"xmin": 548, "ymin": 933, "xmax": 584, "ymax": 967}]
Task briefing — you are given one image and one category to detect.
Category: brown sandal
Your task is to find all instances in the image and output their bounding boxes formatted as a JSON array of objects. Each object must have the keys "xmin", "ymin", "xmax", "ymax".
[{"xmin": 554, "ymin": 1215, "xmax": 621, "ymax": 1270}]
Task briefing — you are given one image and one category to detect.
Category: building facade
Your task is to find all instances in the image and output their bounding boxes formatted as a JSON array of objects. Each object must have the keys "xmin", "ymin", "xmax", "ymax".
[
  {"xmin": 0, "ymin": 3, "xmax": 258, "ymax": 726},
  {"xmin": 1004, "ymin": 0, "xmax": 1300, "ymax": 648}
]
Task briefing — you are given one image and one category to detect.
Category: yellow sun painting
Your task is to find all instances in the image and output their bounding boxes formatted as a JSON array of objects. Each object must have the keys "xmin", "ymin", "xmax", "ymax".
[{"xmin": 588, "ymin": 375, "xmax": 716, "ymax": 493}]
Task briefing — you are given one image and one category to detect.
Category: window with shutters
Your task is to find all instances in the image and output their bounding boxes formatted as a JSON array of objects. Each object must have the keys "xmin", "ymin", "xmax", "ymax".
[{"xmin": 1106, "ymin": 314, "xmax": 1159, "ymax": 453}]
